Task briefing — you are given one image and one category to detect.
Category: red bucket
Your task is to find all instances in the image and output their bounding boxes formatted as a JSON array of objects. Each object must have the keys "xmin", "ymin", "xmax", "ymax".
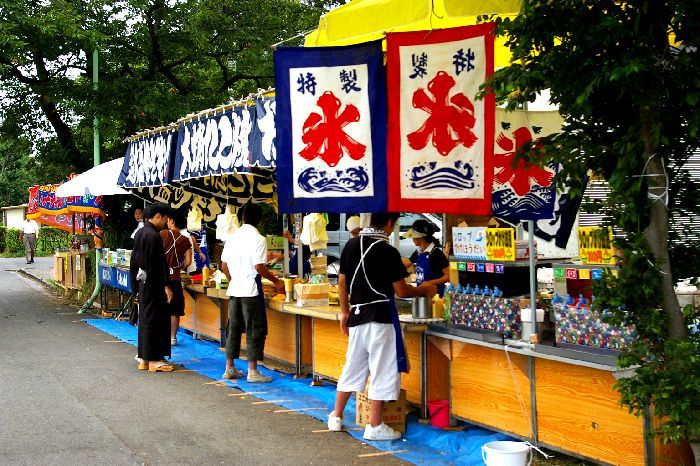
[{"xmin": 427, "ymin": 399, "xmax": 450, "ymax": 428}]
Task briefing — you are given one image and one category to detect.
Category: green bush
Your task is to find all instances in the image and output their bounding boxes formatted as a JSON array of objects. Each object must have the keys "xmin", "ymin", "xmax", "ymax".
[
  {"xmin": 0, "ymin": 226, "xmax": 6, "ymax": 252},
  {"xmin": 5, "ymin": 228, "xmax": 23, "ymax": 254},
  {"xmin": 37, "ymin": 227, "xmax": 70, "ymax": 254}
]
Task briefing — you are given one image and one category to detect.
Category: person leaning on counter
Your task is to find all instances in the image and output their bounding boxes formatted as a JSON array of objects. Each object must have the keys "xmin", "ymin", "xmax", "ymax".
[
  {"xmin": 220, "ymin": 203, "xmax": 285, "ymax": 383},
  {"xmin": 402, "ymin": 219, "xmax": 450, "ymax": 297}
]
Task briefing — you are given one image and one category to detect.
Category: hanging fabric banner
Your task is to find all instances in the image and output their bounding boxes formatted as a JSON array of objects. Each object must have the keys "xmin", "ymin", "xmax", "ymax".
[
  {"xmin": 118, "ymin": 131, "xmax": 177, "ymax": 188},
  {"xmin": 386, "ymin": 24, "xmax": 495, "ymax": 215},
  {"xmin": 527, "ymin": 177, "xmax": 587, "ymax": 249},
  {"xmin": 274, "ymin": 40, "xmax": 387, "ymax": 213},
  {"xmin": 27, "ymin": 183, "xmax": 103, "ymax": 217},
  {"xmin": 251, "ymin": 97, "xmax": 277, "ymax": 167},
  {"xmin": 492, "ymin": 109, "xmax": 563, "ymax": 223},
  {"xmin": 174, "ymin": 105, "xmax": 260, "ymax": 181}
]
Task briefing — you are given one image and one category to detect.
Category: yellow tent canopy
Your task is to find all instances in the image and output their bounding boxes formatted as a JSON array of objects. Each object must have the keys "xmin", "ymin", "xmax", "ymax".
[{"xmin": 304, "ymin": 0, "xmax": 522, "ymax": 67}]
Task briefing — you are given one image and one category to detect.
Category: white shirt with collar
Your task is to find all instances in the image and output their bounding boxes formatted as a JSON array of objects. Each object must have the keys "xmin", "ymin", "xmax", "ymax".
[
  {"xmin": 221, "ymin": 224, "xmax": 267, "ymax": 298},
  {"xmin": 22, "ymin": 220, "xmax": 40, "ymax": 235},
  {"xmin": 130, "ymin": 220, "xmax": 144, "ymax": 239}
]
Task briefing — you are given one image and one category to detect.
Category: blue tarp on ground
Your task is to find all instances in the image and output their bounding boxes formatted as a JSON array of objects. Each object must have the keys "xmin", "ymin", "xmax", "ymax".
[{"xmin": 85, "ymin": 318, "xmax": 511, "ymax": 465}]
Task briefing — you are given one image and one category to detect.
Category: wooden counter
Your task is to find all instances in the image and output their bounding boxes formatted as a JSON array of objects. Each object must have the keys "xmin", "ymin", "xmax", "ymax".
[{"xmin": 425, "ymin": 328, "xmax": 692, "ymax": 465}]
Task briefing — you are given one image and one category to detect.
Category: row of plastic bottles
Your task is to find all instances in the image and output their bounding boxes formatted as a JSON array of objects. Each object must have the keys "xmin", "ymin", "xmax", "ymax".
[
  {"xmin": 442, "ymin": 283, "xmax": 504, "ymax": 322},
  {"xmin": 551, "ymin": 292, "xmax": 592, "ymax": 309}
]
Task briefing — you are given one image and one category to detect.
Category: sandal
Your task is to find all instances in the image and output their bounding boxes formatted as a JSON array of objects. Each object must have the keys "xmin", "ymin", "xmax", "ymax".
[
  {"xmin": 135, "ymin": 356, "xmax": 148, "ymax": 370},
  {"xmin": 148, "ymin": 361, "xmax": 174, "ymax": 372}
]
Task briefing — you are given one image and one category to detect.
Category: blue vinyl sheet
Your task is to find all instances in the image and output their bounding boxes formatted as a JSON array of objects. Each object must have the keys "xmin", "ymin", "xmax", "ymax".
[{"xmin": 85, "ymin": 318, "xmax": 511, "ymax": 465}]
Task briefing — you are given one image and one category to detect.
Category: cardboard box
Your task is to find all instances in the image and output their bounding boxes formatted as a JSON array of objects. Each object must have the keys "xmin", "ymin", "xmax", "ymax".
[
  {"xmin": 355, "ymin": 389, "xmax": 407, "ymax": 434},
  {"xmin": 294, "ymin": 283, "xmax": 330, "ymax": 307}
]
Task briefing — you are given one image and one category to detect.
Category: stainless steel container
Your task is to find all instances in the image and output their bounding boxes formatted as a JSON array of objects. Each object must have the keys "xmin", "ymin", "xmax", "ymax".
[{"xmin": 411, "ymin": 296, "xmax": 432, "ymax": 319}]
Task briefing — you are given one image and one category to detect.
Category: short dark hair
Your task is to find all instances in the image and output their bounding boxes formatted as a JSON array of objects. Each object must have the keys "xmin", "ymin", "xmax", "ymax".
[
  {"xmin": 370, "ymin": 212, "xmax": 400, "ymax": 229},
  {"xmin": 172, "ymin": 210, "xmax": 187, "ymax": 229},
  {"xmin": 143, "ymin": 202, "xmax": 173, "ymax": 220},
  {"xmin": 241, "ymin": 203, "xmax": 263, "ymax": 227}
]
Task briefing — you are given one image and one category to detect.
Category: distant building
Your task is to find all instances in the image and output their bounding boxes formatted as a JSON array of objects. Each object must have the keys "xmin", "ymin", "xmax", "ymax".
[{"xmin": 1, "ymin": 204, "xmax": 28, "ymax": 229}]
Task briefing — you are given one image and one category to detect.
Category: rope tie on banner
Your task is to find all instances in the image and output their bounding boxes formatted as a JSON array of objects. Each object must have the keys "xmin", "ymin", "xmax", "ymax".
[{"xmin": 270, "ymin": 30, "xmax": 315, "ymax": 49}]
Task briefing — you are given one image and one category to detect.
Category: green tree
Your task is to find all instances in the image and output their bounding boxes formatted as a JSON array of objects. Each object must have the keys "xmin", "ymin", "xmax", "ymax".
[{"xmin": 488, "ymin": 0, "xmax": 700, "ymax": 446}]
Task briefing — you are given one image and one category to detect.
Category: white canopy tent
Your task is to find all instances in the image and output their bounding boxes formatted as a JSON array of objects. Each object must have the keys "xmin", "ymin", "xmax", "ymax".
[{"xmin": 56, "ymin": 158, "xmax": 130, "ymax": 197}]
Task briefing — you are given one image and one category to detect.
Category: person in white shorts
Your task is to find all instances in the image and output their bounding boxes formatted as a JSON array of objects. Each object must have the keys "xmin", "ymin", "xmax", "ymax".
[{"xmin": 327, "ymin": 212, "xmax": 436, "ymax": 441}]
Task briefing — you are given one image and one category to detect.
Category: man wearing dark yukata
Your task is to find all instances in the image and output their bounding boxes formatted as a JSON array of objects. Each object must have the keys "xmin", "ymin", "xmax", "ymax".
[{"xmin": 130, "ymin": 203, "xmax": 175, "ymax": 372}]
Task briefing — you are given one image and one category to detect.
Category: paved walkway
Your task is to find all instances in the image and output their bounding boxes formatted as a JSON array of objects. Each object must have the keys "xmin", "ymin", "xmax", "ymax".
[{"xmin": 0, "ymin": 259, "xmax": 404, "ymax": 465}]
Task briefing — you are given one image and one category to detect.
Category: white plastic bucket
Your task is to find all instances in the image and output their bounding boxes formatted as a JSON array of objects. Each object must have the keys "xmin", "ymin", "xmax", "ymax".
[{"xmin": 481, "ymin": 441, "xmax": 532, "ymax": 466}]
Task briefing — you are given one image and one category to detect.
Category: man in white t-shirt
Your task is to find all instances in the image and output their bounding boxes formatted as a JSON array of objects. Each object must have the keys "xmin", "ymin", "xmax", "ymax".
[
  {"xmin": 20, "ymin": 216, "xmax": 40, "ymax": 264},
  {"xmin": 220, "ymin": 204, "xmax": 284, "ymax": 383}
]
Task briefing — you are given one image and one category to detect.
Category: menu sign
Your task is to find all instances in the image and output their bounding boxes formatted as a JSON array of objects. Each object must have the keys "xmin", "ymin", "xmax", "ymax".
[
  {"xmin": 452, "ymin": 227, "xmax": 487, "ymax": 260},
  {"xmin": 578, "ymin": 227, "xmax": 615, "ymax": 265},
  {"xmin": 486, "ymin": 228, "xmax": 515, "ymax": 261}
]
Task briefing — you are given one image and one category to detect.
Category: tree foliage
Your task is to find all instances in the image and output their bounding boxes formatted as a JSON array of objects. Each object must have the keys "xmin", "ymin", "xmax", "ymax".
[
  {"xmin": 488, "ymin": 0, "xmax": 700, "ymax": 444},
  {"xmin": 0, "ymin": 0, "xmax": 329, "ymax": 185}
]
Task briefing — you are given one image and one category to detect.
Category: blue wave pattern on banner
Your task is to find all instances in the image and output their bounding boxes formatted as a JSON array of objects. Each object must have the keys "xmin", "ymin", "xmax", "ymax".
[
  {"xmin": 409, "ymin": 161, "xmax": 475, "ymax": 190},
  {"xmin": 492, "ymin": 185, "xmax": 555, "ymax": 223},
  {"xmin": 298, "ymin": 166, "xmax": 369, "ymax": 193}
]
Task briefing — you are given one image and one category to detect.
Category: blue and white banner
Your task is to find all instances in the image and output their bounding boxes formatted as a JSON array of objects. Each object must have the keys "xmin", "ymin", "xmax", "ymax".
[
  {"xmin": 174, "ymin": 105, "xmax": 258, "ymax": 182},
  {"xmin": 99, "ymin": 264, "xmax": 132, "ymax": 293},
  {"xmin": 492, "ymin": 109, "xmax": 563, "ymax": 223},
  {"xmin": 251, "ymin": 97, "xmax": 277, "ymax": 167},
  {"xmin": 119, "ymin": 131, "xmax": 177, "ymax": 188},
  {"xmin": 274, "ymin": 41, "xmax": 387, "ymax": 213}
]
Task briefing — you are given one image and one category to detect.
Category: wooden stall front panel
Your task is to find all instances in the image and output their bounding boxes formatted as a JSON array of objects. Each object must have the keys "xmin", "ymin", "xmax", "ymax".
[
  {"xmin": 401, "ymin": 332, "xmax": 422, "ymax": 405},
  {"xmin": 451, "ymin": 342, "xmax": 532, "ymax": 438},
  {"xmin": 264, "ymin": 309, "xmax": 298, "ymax": 365},
  {"xmin": 536, "ymin": 359, "xmax": 644, "ymax": 465},
  {"xmin": 193, "ymin": 294, "xmax": 223, "ymax": 342},
  {"xmin": 180, "ymin": 290, "xmax": 196, "ymax": 333},
  {"xmin": 426, "ymin": 336, "xmax": 451, "ymax": 403},
  {"xmin": 312, "ymin": 318, "xmax": 348, "ymax": 380}
]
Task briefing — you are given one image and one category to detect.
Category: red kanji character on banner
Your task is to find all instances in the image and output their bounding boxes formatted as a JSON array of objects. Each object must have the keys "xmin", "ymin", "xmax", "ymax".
[
  {"xmin": 494, "ymin": 127, "xmax": 554, "ymax": 196},
  {"xmin": 407, "ymin": 71, "xmax": 478, "ymax": 156},
  {"xmin": 299, "ymin": 91, "xmax": 366, "ymax": 167}
]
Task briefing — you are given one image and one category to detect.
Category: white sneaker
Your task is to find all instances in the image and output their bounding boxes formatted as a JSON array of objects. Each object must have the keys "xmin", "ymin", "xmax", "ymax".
[
  {"xmin": 327, "ymin": 412, "xmax": 343, "ymax": 432},
  {"xmin": 222, "ymin": 368, "xmax": 243, "ymax": 380},
  {"xmin": 247, "ymin": 370, "xmax": 272, "ymax": 383},
  {"xmin": 363, "ymin": 423, "xmax": 401, "ymax": 441},
  {"xmin": 171, "ymin": 338, "xmax": 177, "ymax": 346}
]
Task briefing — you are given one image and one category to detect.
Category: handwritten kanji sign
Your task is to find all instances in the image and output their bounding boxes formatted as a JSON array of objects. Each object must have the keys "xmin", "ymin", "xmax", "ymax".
[
  {"xmin": 452, "ymin": 227, "xmax": 487, "ymax": 260},
  {"xmin": 387, "ymin": 24, "xmax": 495, "ymax": 215},
  {"xmin": 492, "ymin": 109, "xmax": 564, "ymax": 223},
  {"xmin": 274, "ymin": 42, "xmax": 387, "ymax": 213}
]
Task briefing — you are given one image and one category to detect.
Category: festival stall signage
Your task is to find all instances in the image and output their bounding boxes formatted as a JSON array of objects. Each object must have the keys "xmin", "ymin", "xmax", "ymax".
[
  {"xmin": 486, "ymin": 227, "xmax": 515, "ymax": 261},
  {"xmin": 119, "ymin": 131, "xmax": 177, "ymax": 188},
  {"xmin": 492, "ymin": 109, "xmax": 563, "ymax": 223},
  {"xmin": 452, "ymin": 227, "xmax": 487, "ymax": 260},
  {"xmin": 386, "ymin": 24, "xmax": 495, "ymax": 215},
  {"xmin": 578, "ymin": 226, "xmax": 615, "ymax": 264},
  {"xmin": 274, "ymin": 41, "xmax": 387, "ymax": 213}
]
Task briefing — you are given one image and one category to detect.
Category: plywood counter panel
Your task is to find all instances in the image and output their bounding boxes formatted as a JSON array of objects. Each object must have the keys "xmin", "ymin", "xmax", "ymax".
[
  {"xmin": 535, "ymin": 358, "xmax": 644, "ymax": 465},
  {"xmin": 401, "ymin": 332, "xmax": 422, "ymax": 405},
  {"xmin": 180, "ymin": 289, "xmax": 196, "ymax": 332},
  {"xmin": 264, "ymin": 309, "xmax": 299, "ymax": 365},
  {"xmin": 450, "ymin": 342, "xmax": 532, "ymax": 438},
  {"xmin": 312, "ymin": 318, "xmax": 348, "ymax": 380},
  {"xmin": 193, "ymin": 294, "xmax": 223, "ymax": 342}
]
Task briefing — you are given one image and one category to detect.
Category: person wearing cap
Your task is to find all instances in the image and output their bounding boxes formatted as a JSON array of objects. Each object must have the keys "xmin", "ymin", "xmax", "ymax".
[
  {"xmin": 402, "ymin": 219, "xmax": 450, "ymax": 297},
  {"xmin": 346, "ymin": 215, "xmax": 361, "ymax": 238}
]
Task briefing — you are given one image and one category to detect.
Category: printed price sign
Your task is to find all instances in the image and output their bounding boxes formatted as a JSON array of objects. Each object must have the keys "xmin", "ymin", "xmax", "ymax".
[
  {"xmin": 467, "ymin": 263, "xmax": 476, "ymax": 272},
  {"xmin": 476, "ymin": 263, "xmax": 485, "ymax": 273},
  {"xmin": 485, "ymin": 263, "xmax": 495, "ymax": 273},
  {"xmin": 450, "ymin": 262, "xmax": 458, "ymax": 270},
  {"xmin": 554, "ymin": 268, "xmax": 565, "ymax": 279},
  {"xmin": 578, "ymin": 268, "xmax": 591, "ymax": 280},
  {"xmin": 486, "ymin": 228, "xmax": 515, "ymax": 261},
  {"xmin": 591, "ymin": 269, "xmax": 603, "ymax": 280},
  {"xmin": 565, "ymin": 268, "xmax": 578, "ymax": 279},
  {"xmin": 495, "ymin": 264, "xmax": 505, "ymax": 274},
  {"xmin": 457, "ymin": 262, "xmax": 466, "ymax": 271},
  {"xmin": 452, "ymin": 227, "xmax": 487, "ymax": 260},
  {"xmin": 578, "ymin": 227, "xmax": 615, "ymax": 264}
]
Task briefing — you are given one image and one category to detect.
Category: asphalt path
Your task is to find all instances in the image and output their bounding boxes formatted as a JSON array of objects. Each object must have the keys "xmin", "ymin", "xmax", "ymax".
[{"xmin": 0, "ymin": 260, "xmax": 405, "ymax": 465}]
